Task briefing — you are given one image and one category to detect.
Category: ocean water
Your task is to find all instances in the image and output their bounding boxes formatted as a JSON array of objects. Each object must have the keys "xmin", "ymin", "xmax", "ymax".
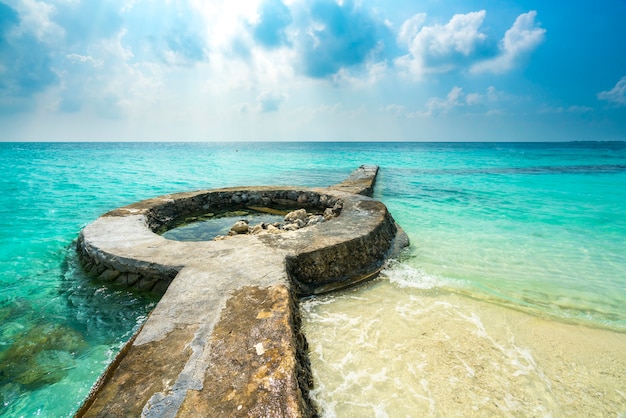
[{"xmin": 0, "ymin": 142, "xmax": 624, "ymax": 416}]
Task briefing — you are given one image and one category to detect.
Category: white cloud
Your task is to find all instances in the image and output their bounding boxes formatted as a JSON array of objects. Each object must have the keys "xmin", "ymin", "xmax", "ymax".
[
  {"xmin": 56, "ymin": 27, "xmax": 167, "ymax": 117},
  {"xmin": 420, "ymin": 86, "xmax": 464, "ymax": 116},
  {"xmin": 10, "ymin": 0, "xmax": 65, "ymax": 42},
  {"xmin": 597, "ymin": 76, "xmax": 626, "ymax": 106},
  {"xmin": 388, "ymin": 86, "xmax": 513, "ymax": 119},
  {"xmin": 1, "ymin": 1, "xmax": 622, "ymax": 143},
  {"xmin": 427, "ymin": 11, "xmax": 487, "ymax": 56},
  {"xmin": 465, "ymin": 92, "xmax": 482, "ymax": 105},
  {"xmin": 190, "ymin": 0, "xmax": 261, "ymax": 51},
  {"xmin": 539, "ymin": 104, "xmax": 594, "ymax": 114},
  {"xmin": 330, "ymin": 60, "xmax": 388, "ymax": 87},
  {"xmin": 383, "ymin": 104, "xmax": 408, "ymax": 118},
  {"xmin": 471, "ymin": 11, "xmax": 545, "ymax": 74},
  {"xmin": 256, "ymin": 91, "xmax": 287, "ymax": 112},
  {"xmin": 397, "ymin": 13, "xmax": 426, "ymax": 46},
  {"xmin": 65, "ymin": 53, "xmax": 102, "ymax": 67},
  {"xmin": 463, "ymin": 86, "xmax": 511, "ymax": 105},
  {"xmin": 396, "ymin": 11, "xmax": 487, "ymax": 78}
]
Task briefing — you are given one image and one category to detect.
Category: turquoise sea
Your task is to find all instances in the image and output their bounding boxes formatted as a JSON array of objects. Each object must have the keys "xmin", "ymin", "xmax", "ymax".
[{"xmin": 1, "ymin": 142, "xmax": 625, "ymax": 416}]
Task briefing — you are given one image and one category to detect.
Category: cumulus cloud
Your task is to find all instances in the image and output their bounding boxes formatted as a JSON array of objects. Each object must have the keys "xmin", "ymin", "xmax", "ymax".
[
  {"xmin": 462, "ymin": 86, "xmax": 511, "ymax": 105},
  {"xmin": 420, "ymin": 86, "xmax": 464, "ymax": 116},
  {"xmin": 297, "ymin": 0, "xmax": 391, "ymax": 78},
  {"xmin": 386, "ymin": 86, "xmax": 511, "ymax": 119},
  {"xmin": 54, "ymin": 0, "xmax": 123, "ymax": 44},
  {"xmin": 329, "ymin": 60, "xmax": 387, "ymax": 87},
  {"xmin": 0, "ymin": 0, "xmax": 552, "ymax": 128},
  {"xmin": 256, "ymin": 91, "xmax": 287, "ymax": 112},
  {"xmin": 471, "ymin": 11, "xmax": 545, "ymax": 74},
  {"xmin": 65, "ymin": 53, "xmax": 101, "ymax": 66},
  {"xmin": 58, "ymin": 27, "xmax": 164, "ymax": 116},
  {"xmin": 0, "ymin": 1, "xmax": 59, "ymax": 112},
  {"xmin": 121, "ymin": 1, "xmax": 208, "ymax": 66},
  {"xmin": 252, "ymin": 0, "xmax": 292, "ymax": 48},
  {"xmin": 538, "ymin": 104, "xmax": 594, "ymax": 114},
  {"xmin": 1, "ymin": 0, "xmax": 394, "ymax": 116},
  {"xmin": 162, "ymin": 27, "xmax": 207, "ymax": 66},
  {"xmin": 0, "ymin": 2, "xmax": 20, "ymax": 48},
  {"xmin": 597, "ymin": 76, "xmax": 626, "ymax": 106},
  {"xmin": 396, "ymin": 10, "xmax": 487, "ymax": 77},
  {"xmin": 397, "ymin": 10, "xmax": 545, "ymax": 78}
]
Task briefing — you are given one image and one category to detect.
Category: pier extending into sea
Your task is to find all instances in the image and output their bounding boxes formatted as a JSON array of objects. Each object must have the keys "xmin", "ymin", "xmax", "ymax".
[{"xmin": 75, "ymin": 166, "xmax": 408, "ymax": 417}]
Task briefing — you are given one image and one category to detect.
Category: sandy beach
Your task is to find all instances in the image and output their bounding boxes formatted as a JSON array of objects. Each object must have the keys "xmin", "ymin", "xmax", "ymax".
[{"xmin": 303, "ymin": 279, "xmax": 626, "ymax": 417}]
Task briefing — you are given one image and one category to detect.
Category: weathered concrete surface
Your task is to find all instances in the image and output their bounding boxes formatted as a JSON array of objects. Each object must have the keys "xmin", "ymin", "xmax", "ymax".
[
  {"xmin": 76, "ymin": 166, "xmax": 408, "ymax": 417},
  {"xmin": 331, "ymin": 164, "xmax": 379, "ymax": 196},
  {"xmin": 178, "ymin": 285, "xmax": 311, "ymax": 417}
]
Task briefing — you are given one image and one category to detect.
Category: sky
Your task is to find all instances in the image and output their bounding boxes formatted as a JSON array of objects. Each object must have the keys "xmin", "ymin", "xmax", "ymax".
[{"xmin": 0, "ymin": 0, "xmax": 625, "ymax": 142}]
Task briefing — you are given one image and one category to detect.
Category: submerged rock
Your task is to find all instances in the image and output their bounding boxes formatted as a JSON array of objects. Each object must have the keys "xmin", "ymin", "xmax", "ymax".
[
  {"xmin": 0, "ymin": 323, "xmax": 86, "ymax": 390},
  {"xmin": 223, "ymin": 209, "xmax": 328, "ymax": 239},
  {"xmin": 223, "ymin": 210, "xmax": 249, "ymax": 217}
]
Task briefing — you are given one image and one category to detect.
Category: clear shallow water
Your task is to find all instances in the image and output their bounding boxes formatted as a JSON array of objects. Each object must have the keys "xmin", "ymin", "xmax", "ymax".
[
  {"xmin": 301, "ymin": 279, "xmax": 626, "ymax": 416},
  {"xmin": 0, "ymin": 142, "xmax": 625, "ymax": 416},
  {"xmin": 161, "ymin": 211, "xmax": 285, "ymax": 241}
]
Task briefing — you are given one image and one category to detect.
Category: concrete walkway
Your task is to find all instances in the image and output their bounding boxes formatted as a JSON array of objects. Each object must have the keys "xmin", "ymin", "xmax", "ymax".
[{"xmin": 76, "ymin": 166, "xmax": 407, "ymax": 417}]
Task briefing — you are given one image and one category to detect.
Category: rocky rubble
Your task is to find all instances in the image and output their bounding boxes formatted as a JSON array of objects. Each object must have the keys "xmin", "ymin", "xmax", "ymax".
[{"xmin": 223, "ymin": 203, "xmax": 342, "ymax": 239}]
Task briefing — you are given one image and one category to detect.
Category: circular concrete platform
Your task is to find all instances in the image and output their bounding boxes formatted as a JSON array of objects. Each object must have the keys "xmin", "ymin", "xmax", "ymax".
[{"xmin": 76, "ymin": 166, "xmax": 409, "ymax": 417}]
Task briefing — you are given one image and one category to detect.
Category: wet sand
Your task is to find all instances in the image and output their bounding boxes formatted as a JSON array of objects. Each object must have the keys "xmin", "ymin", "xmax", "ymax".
[{"xmin": 302, "ymin": 279, "xmax": 626, "ymax": 417}]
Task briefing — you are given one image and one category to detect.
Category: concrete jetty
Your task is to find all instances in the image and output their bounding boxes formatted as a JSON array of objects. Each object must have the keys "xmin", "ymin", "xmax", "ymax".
[{"xmin": 75, "ymin": 165, "xmax": 408, "ymax": 417}]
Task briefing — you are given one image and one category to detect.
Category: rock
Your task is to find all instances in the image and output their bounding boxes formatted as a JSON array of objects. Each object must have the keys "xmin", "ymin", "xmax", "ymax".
[
  {"xmin": 230, "ymin": 220, "xmax": 250, "ymax": 234},
  {"xmin": 115, "ymin": 273, "xmax": 128, "ymax": 285},
  {"xmin": 283, "ymin": 223, "xmax": 300, "ymax": 231},
  {"xmin": 136, "ymin": 277, "xmax": 158, "ymax": 291},
  {"xmin": 97, "ymin": 269, "xmax": 120, "ymax": 282},
  {"xmin": 126, "ymin": 273, "xmax": 141, "ymax": 286},
  {"xmin": 323, "ymin": 208, "xmax": 336, "ymax": 220},
  {"xmin": 332, "ymin": 200, "xmax": 343, "ymax": 214},
  {"xmin": 306, "ymin": 215, "xmax": 324, "ymax": 226},
  {"xmin": 250, "ymin": 224, "xmax": 264, "ymax": 234},
  {"xmin": 254, "ymin": 342, "xmax": 265, "ymax": 356},
  {"xmin": 284, "ymin": 209, "xmax": 307, "ymax": 223},
  {"xmin": 1, "ymin": 323, "xmax": 86, "ymax": 390},
  {"xmin": 266, "ymin": 224, "xmax": 280, "ymax": 233}
]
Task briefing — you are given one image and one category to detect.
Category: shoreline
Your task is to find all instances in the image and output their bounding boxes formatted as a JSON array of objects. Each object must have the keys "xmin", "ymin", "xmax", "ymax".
[{"xmin": 302, "ymin": 278, "xmax": 626, "ymax": 416}]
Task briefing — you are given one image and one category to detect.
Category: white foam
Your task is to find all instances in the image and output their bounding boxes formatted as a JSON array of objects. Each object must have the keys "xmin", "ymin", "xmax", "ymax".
[{"xmin": 382, "ymin": 261, "xmax": 460, "ymax": 290}]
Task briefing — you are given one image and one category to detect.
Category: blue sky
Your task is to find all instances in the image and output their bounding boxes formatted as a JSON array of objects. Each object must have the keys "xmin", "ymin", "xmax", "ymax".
[{"xmin": 0, "ymin": 0, "xmax": 625, "ymax": 141}]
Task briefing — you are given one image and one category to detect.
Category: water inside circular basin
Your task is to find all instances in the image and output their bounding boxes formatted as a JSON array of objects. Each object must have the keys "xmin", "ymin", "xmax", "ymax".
[{"xmin": 161, "ymin": 209, "xmax": 286, "ymax": 241}]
